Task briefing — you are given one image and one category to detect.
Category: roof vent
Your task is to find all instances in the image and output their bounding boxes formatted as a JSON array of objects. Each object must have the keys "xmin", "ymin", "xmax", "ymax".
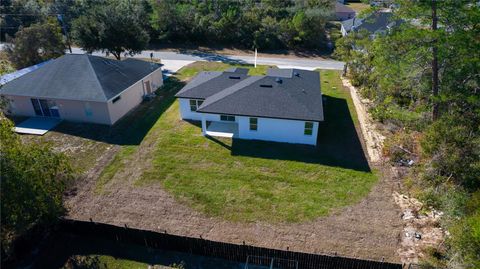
[
  {"xmin": 275, "ymin": 78, "xmax": 282, "ymax": 84},
  {"xmin": 229, "ymin": 76, "xmax": 241, "ymax": 79},
  {"xmin": 294, "ymin": 72, "xmax": 300, "ymax": 77},
  {"xmin": 260, "ymin": 84, "xmax": 273, "ymax": 88}
]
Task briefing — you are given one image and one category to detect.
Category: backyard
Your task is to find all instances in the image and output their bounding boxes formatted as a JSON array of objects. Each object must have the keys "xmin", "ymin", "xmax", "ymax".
[
  {"xmin": 138, "ymin": 71, "xmax": 377, "ymax": 222},
  {"xmin": 62, "ymin": 61, "xmax": 401, "ymax": 261}
]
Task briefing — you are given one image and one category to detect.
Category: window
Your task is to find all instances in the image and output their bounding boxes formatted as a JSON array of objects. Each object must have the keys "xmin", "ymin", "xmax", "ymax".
[
  {"xmin": 112, "ymin": 95, "xmax": 121, "ymax": 103},
  {"xmin": 189, "ymin": 99, "xmax": 203, "ymax": 111},
  {"xmin": 304, "ymin": 122, "xmax": 314, "ymax": 135},
  {"xmin": 30, "ymin": 98, "xmax": 59, "ymax": 118},
  {"xmin": 249, "ymin": 117, "xmax": 257, "ymax": 131},
  {"xmin": 220, "ymin": 115, "xmax": 235, "ymax": 122}
]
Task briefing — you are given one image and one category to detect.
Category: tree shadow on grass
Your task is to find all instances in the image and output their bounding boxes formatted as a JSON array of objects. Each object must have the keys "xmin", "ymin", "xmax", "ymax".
[
  {"xmin": 47, "ymin": 77, "xmax": 185, "ymax": 146},
  {"xmin": 230, "ymin": 96, "xmax": 370, "ymax": 172}
]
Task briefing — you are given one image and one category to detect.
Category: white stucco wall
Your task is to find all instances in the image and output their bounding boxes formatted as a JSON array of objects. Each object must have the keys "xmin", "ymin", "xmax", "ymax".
[
  {"xmin": 2, "ymin": 67, "xmax": 163, "ymax": 125},
  {"xmin": 341, "ymin": 25, "xmax": 348, "ymax": 36},
  {"xmin": 107, "ymin": 67, "xmax": 163, "ymax": 125},
  {"xmin": 178, "ymin": 100, "xmax": 319, "ymax": 145},
  {"xmin": 178, "ymin": 98, "xmax": 219, "ymax": 122},
  {"xmin": 237, "ymin": 116, "xmax": 319, "ymax": 145},
  {"xmin": 3, "ymin": 95, "xmax": 111, "ymax": 124}
]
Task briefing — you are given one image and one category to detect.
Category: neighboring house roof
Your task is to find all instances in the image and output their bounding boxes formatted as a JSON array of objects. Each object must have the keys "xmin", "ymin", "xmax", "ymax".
[
  {"xmin": 177, "ymin": 68, "xmax": 324, "ymax": 122},
  {"xmin": 0, "ymin": 60, "xmax": 51, "ymax": 86},
  {"xmin": 336, "ymin": 2, "xmax": 355, "ymax": 14},
  {"xmin": 341, "ymin": 17, "xmax": 362, "ymax": 33},
  {"xmin": 0, "ymin": 54, "xmax": 161, "ymax": 102},
  {"xmin": 342, "ymin": 11, "xmax": 402, "ymax": 35}
]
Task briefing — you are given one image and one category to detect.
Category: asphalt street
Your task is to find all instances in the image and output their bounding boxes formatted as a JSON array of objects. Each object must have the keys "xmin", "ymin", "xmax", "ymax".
[{"xmin": 70, "ymin": 47, "xmax": 345, "ymax": 70}]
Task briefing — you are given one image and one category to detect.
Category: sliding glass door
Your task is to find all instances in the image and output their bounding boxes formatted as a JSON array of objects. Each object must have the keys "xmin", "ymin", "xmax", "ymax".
[{"xmin": 30, "ymin": 98, "xmax": 60, "ymax": 118}]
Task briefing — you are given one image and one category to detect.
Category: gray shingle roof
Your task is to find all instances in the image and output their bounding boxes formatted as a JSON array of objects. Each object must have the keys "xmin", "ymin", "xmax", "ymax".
[
  {"xmin": 342, "ymin": 11, "xmax": 403, "ymax": 34},
  {"xmin": 175, "ymin": 69, "xmax": 250, "ymax": 99},
  {"xmin": 267, "ymin": 68, "xmax": 294, "ymax": 78},
  {"xmin": 0, "ymin": 54, "xmax": 161, "ymax": 102},
  {"xmin": 179, "ymin": 68, "xmax": 324, "ymax": 122},
  {"xmin": 336, "ymin": 2, "xmax": 355, "ymax": 13}
]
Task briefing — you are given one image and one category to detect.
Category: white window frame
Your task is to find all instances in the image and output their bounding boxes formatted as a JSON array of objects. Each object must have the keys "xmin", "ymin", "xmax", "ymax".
[
  {"xmin": 249, "ymin": 117, "xmax": 258, "ymax": 131},
  {"xmin": 304, "ymin": 121, "xmax": 314, "ymax": 136},
  {"xmin": 189, "ymin": 99, "xmax": 203, "ymax": 112},
  {"xmin": 220, "ymin": 114, "xmax": 235, "ymax": 122}
]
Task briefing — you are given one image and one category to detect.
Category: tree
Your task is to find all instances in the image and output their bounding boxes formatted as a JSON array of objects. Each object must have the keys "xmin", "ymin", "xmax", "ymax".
[
  {"xmin": 335, "ymin": 1, "xmax": 480, "ymax": 266},
  {"xmin": 4, "ymin": 20, "xmax": 65, "ymax": 69},
  {"xmin": 0, "ymin": 52, "xmax": 15, "ymax": 76},
  {"xmin": 0, "ymin": 117, "xmax": 74, "ymax": 261},
  {"xmin": 0, "ymin": 0, "xmax": 45, "ymax": 42},
  {"xmin": 72, "ymin": 0, "xmax": 149, "ymax": 60}
]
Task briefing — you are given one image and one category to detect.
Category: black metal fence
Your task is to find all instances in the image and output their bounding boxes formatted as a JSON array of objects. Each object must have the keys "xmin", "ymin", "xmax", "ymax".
[{"xmin": 58, "ymin": 219, "xmax": 402, "ymax": 269}]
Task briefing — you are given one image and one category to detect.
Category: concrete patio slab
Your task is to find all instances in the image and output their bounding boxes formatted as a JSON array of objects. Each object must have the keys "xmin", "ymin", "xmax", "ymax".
[
  {"xmin": 206, "ymin": 121, "xmax": 238, "ymax": 138},
  {"xmin": 14, "ymin": 117, "xmax": 62, "ymax": 135}
]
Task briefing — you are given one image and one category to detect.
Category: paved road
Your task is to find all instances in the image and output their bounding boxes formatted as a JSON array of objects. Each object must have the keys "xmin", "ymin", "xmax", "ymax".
[{"xmin": 70, "ymin": 48, "xmax": 345, "ymax": 70}]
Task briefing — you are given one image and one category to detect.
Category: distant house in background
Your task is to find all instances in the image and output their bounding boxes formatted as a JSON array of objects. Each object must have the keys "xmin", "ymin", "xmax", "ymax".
[
  {"xmin": 176, "ymin": 68, "xmax": 324, "ymax": 146},
  {"xmin": 335, "ymin": 2, "xmax": 356, "ymax": 21},
  {"xmin": 0, "ymin": 54, "xmax": 163, "ymax": 125},
  {"xmin": 341, "ymin": 10, "xmax": 402, "ymax": 37}
]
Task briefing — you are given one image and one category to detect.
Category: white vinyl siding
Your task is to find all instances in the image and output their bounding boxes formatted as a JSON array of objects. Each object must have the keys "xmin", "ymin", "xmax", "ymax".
[{"xmin": 237, "ymin": 116, "xmax": 318, "ymax": 145}]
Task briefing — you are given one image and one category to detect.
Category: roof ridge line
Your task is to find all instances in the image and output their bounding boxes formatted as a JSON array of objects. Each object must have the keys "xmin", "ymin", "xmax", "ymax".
[
  {"xmin": 175, "ymin": 71, "xmax": 224, "ymax": 97},
  {"xmin": 198, "ymin": 76, "xmax": 264, "ymax": 111},
  {"xmin": 85, "ymin": 55, "xmax": 109, "ymax": 101}
]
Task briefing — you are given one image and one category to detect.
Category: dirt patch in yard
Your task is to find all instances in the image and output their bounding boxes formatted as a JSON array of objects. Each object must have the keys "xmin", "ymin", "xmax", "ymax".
[
  {"xmin": 19, "ymin": 121, "xmax": 115, "ymax": 173},
  {"xmin": 66, "ymin": 160, "xmax": 402, "ymax": 263}
]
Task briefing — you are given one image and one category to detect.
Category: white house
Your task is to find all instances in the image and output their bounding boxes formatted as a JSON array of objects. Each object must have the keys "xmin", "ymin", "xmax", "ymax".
[
  {"xmin": 0, "ymin": 54, "xmax": 163, "ymax": 125},
  {"xmin": 175, "ymin": 68, "xmax": 324, "ymax": 146}
]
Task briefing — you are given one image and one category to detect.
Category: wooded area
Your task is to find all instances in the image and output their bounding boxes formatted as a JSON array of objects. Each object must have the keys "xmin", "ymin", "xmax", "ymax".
[
  {"xmin": 1, "ymin": 0, "xmax": 336, "ymax": 57},
  {"xmin": 335, "ymin": 1, "xmax": 479, "ymax": 268}
]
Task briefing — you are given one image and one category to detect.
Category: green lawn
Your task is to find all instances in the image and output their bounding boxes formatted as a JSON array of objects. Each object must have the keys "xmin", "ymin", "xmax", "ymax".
[
  {"xmin": 95, "ymin": 63, "xmax": 270, "ymax": 192},
  {"xmin": 134, "ymin": 66, "xmax": 377, "ymax": 223},
  {"xmin": 346, "ymin": 2, "xmax": 371, "ymax": 13},
  {"xmin": 176, "ymin": 61, "xmax": 272, "ymax": 80}
]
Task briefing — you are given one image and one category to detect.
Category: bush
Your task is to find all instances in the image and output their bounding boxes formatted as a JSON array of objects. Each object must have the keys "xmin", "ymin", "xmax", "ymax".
[
  {"xmin": 382, "ymin": 130, "xmax": 419, "ymax": 164},
  {"xmin": 421, "ymin": 114, "xmax": 480, "ymax": 191},
  {"xmin": 0, "ymin": 117, "xmax": 74, "ymax": 261}
]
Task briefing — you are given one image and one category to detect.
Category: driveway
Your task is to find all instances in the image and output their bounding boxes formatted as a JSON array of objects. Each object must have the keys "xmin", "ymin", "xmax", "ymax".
[{"xmin": 69, "ymin": 48, "xmax": 345, "ymax": 71}]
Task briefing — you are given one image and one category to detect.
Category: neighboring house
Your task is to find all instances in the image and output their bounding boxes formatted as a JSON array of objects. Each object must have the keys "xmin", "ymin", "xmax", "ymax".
[
  {"xmin": 341, "ymin": 10, "xmax": 402, "ymax": 37},
  {"xmin": 0, "ymin": 54, "xmax": 163, "ymax": 125},
  {"xmin": 175, "ymin": 68, "xmax": 324, "ymax": 146},
  {"xmin": 336, "ymin": 2, "xmax": 356, "ymax": 21}
]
